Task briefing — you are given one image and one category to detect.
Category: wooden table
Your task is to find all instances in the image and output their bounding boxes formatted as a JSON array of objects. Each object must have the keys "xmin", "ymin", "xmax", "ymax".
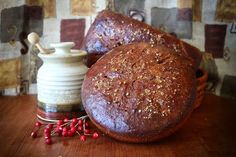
[{"xmin": 0, "ymin": 94, "xmax": 235, "ymax": 157}]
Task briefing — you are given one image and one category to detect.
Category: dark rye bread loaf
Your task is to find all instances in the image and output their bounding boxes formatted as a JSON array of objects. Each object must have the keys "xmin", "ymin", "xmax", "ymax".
[
  {"xmin": 82, "ymin": 10, "xmax": 202, "ymax": 69},
  {"xmin": 82, "ymin": 42, "xmax": 196, "ymax": 143}
]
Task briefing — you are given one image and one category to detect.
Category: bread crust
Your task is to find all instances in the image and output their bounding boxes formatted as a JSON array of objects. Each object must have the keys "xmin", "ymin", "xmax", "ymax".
[
  {"xmin": 82, "ymin": 42, "xmax": 196, "ymax": 143},
  {"xmin": 82, "ymin": 10, "xmax": 202, "ymax": 69}
]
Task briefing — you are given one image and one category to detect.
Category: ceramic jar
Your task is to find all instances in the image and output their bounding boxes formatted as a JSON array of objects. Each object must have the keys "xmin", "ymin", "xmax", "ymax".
[{"xmin": 36, "ymin": 42, "xmax": 88, "ymax": 121}]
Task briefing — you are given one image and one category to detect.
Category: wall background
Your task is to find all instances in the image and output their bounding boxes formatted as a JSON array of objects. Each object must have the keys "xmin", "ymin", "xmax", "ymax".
[{"xmin": 0, "ymin": 0, "xmax": 236, "ymax": 99}]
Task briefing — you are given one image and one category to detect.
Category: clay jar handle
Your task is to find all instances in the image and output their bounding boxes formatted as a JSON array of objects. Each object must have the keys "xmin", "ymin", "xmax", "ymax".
[{"xmin": 27, "ymin": 32, "xmax": 50, "ymax": 54}]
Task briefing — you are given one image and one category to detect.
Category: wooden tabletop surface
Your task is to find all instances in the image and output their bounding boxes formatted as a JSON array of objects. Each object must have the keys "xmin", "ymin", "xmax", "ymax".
[{"xmin": 0, "ymin": 94, "xmax": 235, "ymax": 157}]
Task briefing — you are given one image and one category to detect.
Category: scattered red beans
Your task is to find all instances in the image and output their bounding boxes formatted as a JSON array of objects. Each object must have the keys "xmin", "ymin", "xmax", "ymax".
[
  {"xmin": 35, "ymin": 122, "xmax": 42, "ymax": 127},
  {"xmin": 68, "ymin": 131, "xmax": 75, "ymax": 137},
  {"xmin": 62, "ymin": 131, "xmax": 68, "ymax": 137},
  {"xmin": 80, "ymin": 135, "xmax": 86, "ymax": 142},
  {"xmin": 47, "ymin": 124, "xmax": 54, "ymax": 129},
  {"xmin": 70, "ymin": 127, "xmax": 76, "ymax": 133},
  {"xmin": 84, "ymin": 129, "xmax": 90, "ymax": 134},
  {"xmin": 92, "ymin": 132, "xmax": 99, "ymax": 139},
  {"xmin": 31, "ymin": 116, "xmax": 98, "ymax": 145},
  {"xmin": 70, "ymin": 123, "xmax": 75, "ymax": 128},
  {"xmin": 31, "ymin": 131, "xmax": 37, "ymax": 138},
  {"xmin": 78, "ymin": 119, "xmax": 83, "ymax": 126},
  {"xmin": 77, "ymin": 126, "xmax": 83, "ymax": 131},
  {"xmin": 63, "ymin": 118, "xmax": 69, "ymax": 123},
  {"xmin": 85, "ymin": 122, "xmax": 89, "ymax": 127},
  {"xmin": 72, "ymin": 118, "xmax": 78, "ymax": 124},
  {"xmin": 45, "ymin": 138, "xmax": 52, "ymax": 145},
  {"xmin": 62, "ymin": 127, "xmax": 68, "ymax": 133},
  {"xmin": 57, "ymin": 120, "xmax": 63, "ymax": 126},
  {"xmin": 44, "ymin": 128, "xmax": 51, "ymax": 134}
]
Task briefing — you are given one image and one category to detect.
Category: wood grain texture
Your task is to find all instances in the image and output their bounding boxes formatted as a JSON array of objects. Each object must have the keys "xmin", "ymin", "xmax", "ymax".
[{"xmin": 0, "ymin": 94, "xmax": 235, "ymax": 157}]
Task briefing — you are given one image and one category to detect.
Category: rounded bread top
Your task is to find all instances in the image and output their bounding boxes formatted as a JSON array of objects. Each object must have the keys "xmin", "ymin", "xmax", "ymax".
[{"xmin": 82, "ymin": 42, "xmax": 196, "ymax": 142}]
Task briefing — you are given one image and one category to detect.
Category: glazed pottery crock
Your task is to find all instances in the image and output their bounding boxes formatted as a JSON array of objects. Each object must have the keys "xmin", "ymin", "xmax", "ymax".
[{"xmin": 28, "ymin": 33, "xmax": 88, "ymax": 122}]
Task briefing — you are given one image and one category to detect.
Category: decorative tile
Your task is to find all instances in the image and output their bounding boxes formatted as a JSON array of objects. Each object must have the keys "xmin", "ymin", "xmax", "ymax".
[
  {"xmin": 151, "ymin": 7, "xmax": 177, "ymax": 33},
  {"xmin": 114, "ymin": 0, "xmax": 145, "ymax": 16},
  {"xmin": 60, "ymin": 19, "xmax": 85, "ymax": 49},
  {"xmin": 151, "ymin": 7, "xmax": 192, "ymax": 39},
  {"xmin": 202, "ymin": 0, "xmax": 217, "ymax": 23},
  {"xmin": 0, "ymin": 58, "xmax": 21, "ymax": 89},
  {"xmin": 70, "ymin": 0, "xmax": 96, "ymax": 15},
  {"xmin": 176, "ymin": 21, "xmax": 192, "ymax": 39},
  {"xmin": 0, "ymin": 5, "xmax": 43, "ymax": 43},
  {"xmin": 177, "ymin": 0, "xmax": 192, "ymax": 8},
  {"xmin": 25, "ymin": 6, "xmax": 43, "ymax": 44},
  {"xmin": 1, "ymin": 6, "xmax": 24, "ymax": 42},
  {"xmin": 215, "ymin": 0, "xmax": 236, "ymax": 22},
  {"xmin": 26, "ymin": 0, "xmax": 56, "ymax": 18},
  {"xmin": 221, "ymin": 75, "xmax": 236, "ymax": 100},
  {"xmin": 192, "ymin": 0, "xmax": 202, "ymax": 22},
  {"xmin": 177, "ymin": 8, "xmax": 192, "ymax": 21},
  {"xmin": 205, "ymin": 24, "xmax": 227, "ymax": 58}
]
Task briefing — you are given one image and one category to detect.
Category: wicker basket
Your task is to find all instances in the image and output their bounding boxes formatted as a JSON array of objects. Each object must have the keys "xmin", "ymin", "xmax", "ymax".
[{"xmin": 194, "ymin": 68, "xmax": 208, "ymax": 109}]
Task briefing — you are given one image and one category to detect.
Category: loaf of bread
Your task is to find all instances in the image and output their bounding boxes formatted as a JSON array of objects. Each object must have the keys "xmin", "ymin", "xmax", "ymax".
[
  {"xmin": 82, "ymin": 10, "xmax": 202, "ymax": 69},
  {"xmin": 82, "ymin": 42, "xmax": 196, "ymax": 143}
]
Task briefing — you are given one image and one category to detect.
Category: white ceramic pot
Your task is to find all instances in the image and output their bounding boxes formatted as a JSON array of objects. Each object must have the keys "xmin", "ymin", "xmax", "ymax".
[{"xmin": 36, "ymin": 42, "xmax": 88, "ymax": 121}]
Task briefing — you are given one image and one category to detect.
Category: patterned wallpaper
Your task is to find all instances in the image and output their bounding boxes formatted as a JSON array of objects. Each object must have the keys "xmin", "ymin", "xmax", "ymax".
[{"xmin": 0, "ymin": 0, "xmax": 236, "ymax": 99}]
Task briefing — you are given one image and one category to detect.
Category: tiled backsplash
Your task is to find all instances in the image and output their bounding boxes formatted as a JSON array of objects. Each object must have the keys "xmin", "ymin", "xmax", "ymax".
[
  {"xmin": 0, "ymin": 0, "xmax": 236, "ymax": 99},
  {"xmin": 60, "ymin": 19, "xmax": 85, "ymax": 49}
]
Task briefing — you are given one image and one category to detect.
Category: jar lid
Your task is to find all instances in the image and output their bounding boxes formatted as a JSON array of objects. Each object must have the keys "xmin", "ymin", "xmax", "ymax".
[{"xmin": 38, "ymin": 42, "xmax": 87, "ymax": 60}]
